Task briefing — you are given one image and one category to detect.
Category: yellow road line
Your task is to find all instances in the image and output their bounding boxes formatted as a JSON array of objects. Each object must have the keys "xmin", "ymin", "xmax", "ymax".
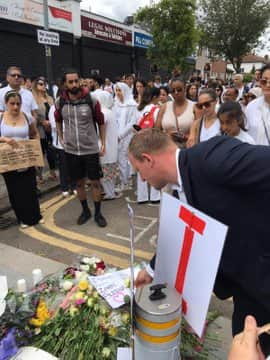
[
  {"xmin": 20, "ymin": 226, "xmax": 129, "ymax": 268},
  {"xmin": 40, "ymin": 195, "xmax": 152, "ymax": 261}
]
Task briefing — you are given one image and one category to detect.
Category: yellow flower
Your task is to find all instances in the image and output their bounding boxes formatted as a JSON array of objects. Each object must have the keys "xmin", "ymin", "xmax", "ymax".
[
  {"xmin": 74, "ymin": 291, "xmax": 86, "ymax": 300},
  {"xmin": 121, "ymin": 312, "xmax": 130, "ymax": 324},
  {"xmin": 70, "ymin": 306, "xmax": 79, "ymax": 317},
  {"xmin": 108, "ymin": 327, "xmax": 118, "ymax": 337},
  {"xmin": 29, "ymin": 318, "xmax": 43, "ymax": 327},
  {"xmin": 29, "ymin": 298, "xmax": 50, "ymax": 327},
  {"xmin": 78, "ymin": 280, "xmax": 89, "ymax": 291}
]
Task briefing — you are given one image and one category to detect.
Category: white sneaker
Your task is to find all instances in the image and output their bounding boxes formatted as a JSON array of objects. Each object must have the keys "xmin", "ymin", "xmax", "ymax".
[
  {"xmin": 73, "ymin": 190, "xmax": 78, "ymax": 196},
  {"xmin": 115, "ymin": 185, "xmax": 123, "ymax": 192},
  {"xmin": 114, "ymin": 192, "xmax": 123, "ymax": 199},
  {"xmin": 39, "ymin": 218, "xmax": 45, "ymax": 224},
  {"xmin": 62, "ymin": 191, "xmax": 69, "ymax": 198},
  {"xmin": 20, "ymin": 223, "xmax": 29, "ymax": 229}
]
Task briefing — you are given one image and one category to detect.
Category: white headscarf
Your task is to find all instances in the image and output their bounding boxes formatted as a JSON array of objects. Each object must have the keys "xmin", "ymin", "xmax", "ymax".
[
  {"xmin": 96, "ymin": 90, "xmax": 113, "ymax": 110},
  {"xmin": 115, "ymin": 82, "xmax": 136, "ymax": 107}
]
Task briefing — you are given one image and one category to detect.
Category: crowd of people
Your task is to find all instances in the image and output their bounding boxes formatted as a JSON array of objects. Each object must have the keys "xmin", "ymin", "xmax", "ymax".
[
  {"xmin": 1, "ymin": 63, "xmax": 270, "ymax": 356},
  {"xmin": 0, "ymin": 65, "xmax": 269, "ymax": 225}
]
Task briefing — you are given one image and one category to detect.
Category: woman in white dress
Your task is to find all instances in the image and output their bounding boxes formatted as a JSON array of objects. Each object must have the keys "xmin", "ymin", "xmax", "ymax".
[
  {"xmin": 218, "ymin": 101, "xmax": 255, "ymax": 144},
  {"xmin": 113, "ymin": 82, "xmax": 137, "ymax": 191},
  {"xmin": 96, "ymin": 90, "xmax": 119, "ymax": 200}
]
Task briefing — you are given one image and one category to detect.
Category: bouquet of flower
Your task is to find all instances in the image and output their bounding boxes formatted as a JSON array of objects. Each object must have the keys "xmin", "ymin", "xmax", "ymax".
[{"xmin": 31, "ymin": 278, "xmax": 130, "ymax": 359}]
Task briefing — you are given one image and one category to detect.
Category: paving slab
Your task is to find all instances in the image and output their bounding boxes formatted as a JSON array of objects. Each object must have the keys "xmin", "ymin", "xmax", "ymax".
[{"xmin": 0, "ymin": 243, "xmax": 66, "ymax": 290}]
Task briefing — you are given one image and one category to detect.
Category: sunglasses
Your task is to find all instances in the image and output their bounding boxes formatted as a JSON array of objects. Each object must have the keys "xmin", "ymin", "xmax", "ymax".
[
  {"xmin": 260, "ymin": 79, "xmax": 270, "ymax": 86},
  {"xmin": 171, "ymin": 88, "xmax": 183, "ymax": 94},
  {"xmin": 37, "ymin": 82, "xmax": 45, "ymax": 86},
  {"xmin": 196, "ymin": 100, "xmax": 214, "ymax": 110},
  {"xmin": 9, "ymin": 73, "xmax": 22, "ymax": 78}
]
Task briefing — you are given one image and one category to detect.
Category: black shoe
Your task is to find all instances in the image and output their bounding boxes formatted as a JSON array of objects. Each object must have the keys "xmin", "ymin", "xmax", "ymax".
[
  {"xmin": 150, "ymin": 200, "xmax": 160, "ymax": 204},
  {"xmin": 77, "ymin": 210, "xmax": 91, "ymax": 225},
  {"xmin": 95, "ymin": 213, "xmax": 107, "ymax": 227}
]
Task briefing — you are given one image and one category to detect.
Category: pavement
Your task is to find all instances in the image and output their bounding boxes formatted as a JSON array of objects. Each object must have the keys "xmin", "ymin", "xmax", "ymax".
[{"xmin": 0, "ymin": 173, "xmax": 233, "ymax": 359}]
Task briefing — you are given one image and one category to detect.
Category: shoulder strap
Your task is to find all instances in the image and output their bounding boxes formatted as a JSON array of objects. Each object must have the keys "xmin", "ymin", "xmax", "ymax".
[
  {"xmin": 85, "ymin": 93, "xmax": 96, "ymax": 122},
  {"xmin": 23, "ymin": 112, "xmax": 30, "ymax": 125}
]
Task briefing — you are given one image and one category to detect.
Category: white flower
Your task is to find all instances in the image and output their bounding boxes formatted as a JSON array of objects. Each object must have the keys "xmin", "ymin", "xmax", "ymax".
[
  {"xmin": 62, "ymin": 280, "xmax": 73, "ymax": 291},
  {"xmin": 80, "ymin": 264, "xmax": 90, "ymax": 272},
  {"xmin": 88, "ymin": 256, "xmax": 101, "ymax": 265},
  {"xmin": 81, "ymin": 257, "xmax": 91, "ymax": 264}
]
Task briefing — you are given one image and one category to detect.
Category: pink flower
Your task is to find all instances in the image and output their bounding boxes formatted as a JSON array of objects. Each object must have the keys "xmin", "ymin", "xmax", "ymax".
[
  {"xmin": 75, "ymin": 298, "xmax": 86, "ymax": 306},
  {"xmin": 60, "ymin": 285, "xmax": 78, "ymax": 310}
]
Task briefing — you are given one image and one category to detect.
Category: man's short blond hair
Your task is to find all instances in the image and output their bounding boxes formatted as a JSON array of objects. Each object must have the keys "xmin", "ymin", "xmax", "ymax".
[{"xmin": 128, "ymin": 128, "xmax": 173, "ymax": 161}]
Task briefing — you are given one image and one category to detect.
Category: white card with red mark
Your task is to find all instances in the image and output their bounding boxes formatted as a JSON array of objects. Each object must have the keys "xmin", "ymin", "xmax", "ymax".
[
  {"xmin": 89, "ymin": 268, "xmax": 139, "ymax": 309},
  {"xmin": 154, "ymin": 193, "xmax": 227, "ymax": 337}
]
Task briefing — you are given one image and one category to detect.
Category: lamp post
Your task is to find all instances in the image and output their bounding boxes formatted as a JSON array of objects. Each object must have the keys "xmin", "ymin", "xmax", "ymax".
[{"xmin": 43, "ymin": 0, "xmax": 53, "ymax": 93}]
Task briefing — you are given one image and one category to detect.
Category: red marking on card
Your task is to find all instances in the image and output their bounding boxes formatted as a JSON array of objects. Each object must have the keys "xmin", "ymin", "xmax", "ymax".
[
  {"xmin": 182, "ymin": 299, "xmax": 188, "ymax": 315},
  {"xmin": 175, "ymin": 206, "xmax": 206, "ymax": 294},
  {"xmin": 179, "ymin": 206, "xmax": 206, "ymax": 234}
]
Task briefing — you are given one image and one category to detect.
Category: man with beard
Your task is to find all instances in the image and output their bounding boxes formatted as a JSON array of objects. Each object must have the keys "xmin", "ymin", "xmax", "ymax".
[{"xmin": 55, "ymin": 69, "xmax": 107, "ymax": 227}]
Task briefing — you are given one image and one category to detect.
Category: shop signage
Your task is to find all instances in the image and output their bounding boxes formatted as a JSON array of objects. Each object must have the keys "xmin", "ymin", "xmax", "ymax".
[
  {"xmin": 134, "ymin": 31, "xmax": 153, "ymax": 48},
  {"xmin": 81, "ymin": 15, "xmax": 132, "ymax": 47},
  {"xmin": 0, "ymin": 0, "xmax": 73, "ymax": 34}
]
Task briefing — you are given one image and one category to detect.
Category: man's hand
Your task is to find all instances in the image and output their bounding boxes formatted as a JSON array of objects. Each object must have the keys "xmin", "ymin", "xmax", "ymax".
[
  {"xmin": 228, "ymin": 315, "xmax": 265, "ymax": 360},
  {"xmin": 134, "ymin": 269, "xmax": 153, "ymax": 288},
  {"xmin": 59, "ymin": 137, "xmax": 64, "ymax": 147},
  {"xmin": 99, "ymin": 144, "xmax": 105, "ymax": 156}
]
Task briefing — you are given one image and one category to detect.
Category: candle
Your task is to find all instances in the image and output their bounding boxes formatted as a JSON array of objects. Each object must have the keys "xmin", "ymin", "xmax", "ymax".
[
  {"xmin": 32, "ymin": 269, "xmax": 43, "ymax": 285},
  {"xmin": 17, "ymin": 279, "xmax": 27, "ymax": 292}
]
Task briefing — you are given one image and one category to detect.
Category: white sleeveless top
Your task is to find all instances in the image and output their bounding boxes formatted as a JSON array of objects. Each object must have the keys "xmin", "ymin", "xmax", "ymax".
[{"xmin": 161, "ymin": 100, "xmax": 194, "ymax": 135}]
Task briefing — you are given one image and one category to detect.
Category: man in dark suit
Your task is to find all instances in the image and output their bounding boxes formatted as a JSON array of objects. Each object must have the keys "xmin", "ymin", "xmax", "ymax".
[{"xmin": 128, "ymin": 128, "xmax": 270, "ymax": 354}]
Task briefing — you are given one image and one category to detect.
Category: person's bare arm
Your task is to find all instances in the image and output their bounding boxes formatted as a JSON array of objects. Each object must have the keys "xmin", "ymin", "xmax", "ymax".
[{"xmin": 155, "ymin": 103, "xmax": 166, "ymax": 129}]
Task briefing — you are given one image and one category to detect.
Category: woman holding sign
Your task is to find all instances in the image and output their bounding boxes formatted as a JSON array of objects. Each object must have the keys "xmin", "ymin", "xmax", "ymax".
[{"xmin": 0, "ymin": 90, "xmax": 43, "ymax": 228}]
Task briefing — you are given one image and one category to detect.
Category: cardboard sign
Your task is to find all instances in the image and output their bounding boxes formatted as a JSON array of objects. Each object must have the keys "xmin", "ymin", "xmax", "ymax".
[
  {"xmin": 154, "ymin": 193, "xmax": 227, "ymax": 337},
  {"xmin": 0, "ymin": 139, "xmax": 44, "ymax": 173}
]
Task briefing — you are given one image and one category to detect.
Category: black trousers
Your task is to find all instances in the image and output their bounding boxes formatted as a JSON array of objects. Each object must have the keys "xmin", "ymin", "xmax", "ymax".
[
  {"xmin": 55, "ymin": 149, "xmax": 76, "ymax": 192},
  {"xmin": 232, "ymin": 289, "xmax": 270, "ymax": 356},
  {"xmin": 40, "ymin": 136, "xmax": 56, "ymax": 171},
  {"xmin": 3, "ymin": 167, "xmax": 42, "ymax": 225}
]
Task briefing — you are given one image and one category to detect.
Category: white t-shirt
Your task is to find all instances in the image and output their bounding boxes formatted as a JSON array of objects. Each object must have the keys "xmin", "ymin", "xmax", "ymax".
[
  {"xmin": 200, "ymin": 118, "xmax": 220, "ymax": 142},
  {"xmin": 48, "ymin": 105, "xmax": 63, "ymax": 150},
  {"xmin": 0, "ymin": 85, "xmax": 38, "ymax": 116},
  {"xmin": 235, "ymin": 129, "xmax": 255, "ymax": 144}
]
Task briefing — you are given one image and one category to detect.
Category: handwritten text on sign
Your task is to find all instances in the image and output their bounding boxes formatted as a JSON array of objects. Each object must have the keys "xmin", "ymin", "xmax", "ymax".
[
  {"xmin": 89, "ymin": 268, "xmax": 133, "ymax": 309},
  {"xmin": 154, "ymin": 193, "xmax": 227, "ymax": 337},
  {"xmin": 0, "ymin": 139, "xmax": 44, "ymax": 173}
]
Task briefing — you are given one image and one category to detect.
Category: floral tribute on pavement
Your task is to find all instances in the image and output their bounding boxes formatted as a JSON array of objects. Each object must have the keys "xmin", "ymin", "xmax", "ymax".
[{"xmin": 0, "ymin": 256, "xmax": 219, "ymax": 360}]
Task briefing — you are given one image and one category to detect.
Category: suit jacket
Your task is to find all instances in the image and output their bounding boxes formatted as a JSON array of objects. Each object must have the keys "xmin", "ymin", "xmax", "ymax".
[{"xmin": 152, "ymin": 136, "xmax": 270, "ymax": 310}]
